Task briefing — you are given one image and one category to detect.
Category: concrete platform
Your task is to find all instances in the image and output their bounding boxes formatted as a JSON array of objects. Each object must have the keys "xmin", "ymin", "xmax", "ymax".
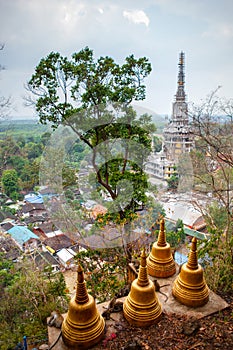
[
  {"xmin": 150, "ymin": 272, "xmax": 229, "ymax": 319},
  {"xmin": 48, "ymin": 270, "xmax": 229, "ymax": 349}
]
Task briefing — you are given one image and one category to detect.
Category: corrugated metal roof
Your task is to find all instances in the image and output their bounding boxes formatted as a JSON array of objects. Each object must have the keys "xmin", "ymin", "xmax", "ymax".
[
  {"xmin": 24, "ymin": 193, "xmax": 44, "ymax": 204},
  {"xmin": 57, "ymin": 248, "xmax": 76, "ymax": 264},
  {"xmin": 8, "ymin": 225, "xmax": 39, "ymax": 247},
  {"xmin": 163, "ymin": 202, "xmax": 202, "ymax": 227}
]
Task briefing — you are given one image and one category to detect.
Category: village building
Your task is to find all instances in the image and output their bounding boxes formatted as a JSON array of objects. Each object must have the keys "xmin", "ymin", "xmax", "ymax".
[
  {"xmin": 56, "ymin": 248, "xmax": 77, "ymax": 268},
  {"xmin": 42, "ymin": 234, "xmax": 74, "ymax": 254},
  {"xmin": 7, "ymin": 225, "xmax": 40, "ymax": 252},
  {"xmin": 24, "ymin": 192, "xmax": 44, "ymax": 204},
  {"xmin": 0, "ymin": 231, "xmax": 21, "ymax": 260},
  {"xmin": 21, "ymin": 202, "xmax": 46, "ymax": 218},
  {"xmin": 33, "ymin": 251, "xmax": 60, "ymax": 272}
]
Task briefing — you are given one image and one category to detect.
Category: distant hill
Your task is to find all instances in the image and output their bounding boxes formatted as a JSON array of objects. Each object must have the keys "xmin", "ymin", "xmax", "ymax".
[
  {"xmin": 133, "ymin": 105, "xmax": 167, "ymax": 134},
  {"xmin": 0, "ymin": 119, "xmax": 50, "ymax": 140}
]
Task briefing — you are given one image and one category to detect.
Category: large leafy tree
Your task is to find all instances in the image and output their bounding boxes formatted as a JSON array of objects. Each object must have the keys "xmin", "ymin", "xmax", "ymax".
[
  {"xmin": 1, "ymin": 169, "xmax": 20, "ymax": 201},
  {"xmin": 26, "ymin": 47, "xmax": 155, "ymax": 220}
]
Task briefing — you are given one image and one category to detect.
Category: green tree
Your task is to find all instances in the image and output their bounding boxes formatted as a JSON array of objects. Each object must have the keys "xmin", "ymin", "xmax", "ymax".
[
  {"xmin": 0, "ymin": 136, "xmax": 21, "ymax": 176},
  {"xmin": 8, "ymin": 155, "xmax": 28, "ymax": 175},
  {"xmin": 167, "ymin": 173, "xmax": 179, "ymax": 190},
  {"xmin": 1, "ymin": 169, "xmax": 20, "ymax": 200},
  {"xmin": 24, "ymin": 141, "xmax": 43, "ymax": 159},
  {"xmin": 40, "ymin": 131, "xmax": 51, "ymax": 146},
  {"xmin": 0, "ymin": 257, "xmax": 68, "ymax": 349},
  {"xmin": 153, "ymin": 135, "xmax": 162, "ymax": 152},
  {"xmin": 26, "ymin": 47, "xmax": 155, "ymax": 221},
  {"xmin": 75, "ymin": 248, "xmax": 127, "ymax": 302},
  {"xmin": 19, "ymin": 159, "xmax": 40, "ymax": 190},
  {"xmin": 62, "ymin": 163, "xmax": 78, "ymax": 188}
]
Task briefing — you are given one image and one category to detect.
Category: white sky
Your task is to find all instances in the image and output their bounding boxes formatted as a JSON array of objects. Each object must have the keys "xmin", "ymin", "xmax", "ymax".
[{"xmin": 0, "ymin": 0, "xmax": 233, "ymax": 118}]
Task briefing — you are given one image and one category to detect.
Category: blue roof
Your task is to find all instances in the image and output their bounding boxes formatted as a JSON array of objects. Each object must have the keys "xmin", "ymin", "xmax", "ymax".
[
  {"xmin": 174, "ymin": 251, "xmax": 188, "ymax": 265},
  {"xmin": 24, "ymin": 193, "xmax": 44, "ymax": 204},
  {"xmin": 8, "ymin": 225, "xmax": 39, "ymax": 247}
]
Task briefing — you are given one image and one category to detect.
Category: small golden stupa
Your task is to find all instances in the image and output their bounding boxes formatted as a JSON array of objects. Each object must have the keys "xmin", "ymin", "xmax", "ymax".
[
  {"xmin": 172, "ymin": 237, "xmax": 209, "ymax": 307},
  {"xmin": 123, "ymin": 249, "xmax": 162, "ymax": 327},
  {"xmin": 147, "ymin": 218, "xmax": 176, "ymax": 278},
  {"xmin": 62, "ymin": 264, "xmax": 105, "ymax": 349}
]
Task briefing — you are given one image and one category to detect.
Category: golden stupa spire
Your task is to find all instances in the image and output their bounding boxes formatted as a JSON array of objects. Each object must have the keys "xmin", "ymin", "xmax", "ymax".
[
  {"xmin": 75, "ymin": 264, "xmax": 89, "ymax": 304},
  {"xmin": 172, "ymin": 237, "xmax": 209, "ymax": 307},
  {"xmin": 137, "ymin": 248, "xmax": 149, "ymax": 287},
  {"xmin": 157, "ymin": 218, "xmax": 167, "ymax": 247},
  {"xmin": 147, "ymin": 218, "xmax": 176, "ymax": 278},
  {"xmin": 186, "ymin": 237, "xmax": 198, "ymax": 270}
]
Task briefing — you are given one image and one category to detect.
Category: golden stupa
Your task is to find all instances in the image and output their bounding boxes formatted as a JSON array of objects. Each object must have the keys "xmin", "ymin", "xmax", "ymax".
[
  {"xmin": 123, "ymin": 249, "xmax": 162, "ymax": 327},
  {"xmin": 147, "ymin": 218, "xmax": 176, "ymax": 278},
  {"xmin": 62, "ymin": 264, "xmax": 105, "ymax": 349},
  {"xmin": 172, "ymin": 237, "xmax": 209, "ymax": 307}
]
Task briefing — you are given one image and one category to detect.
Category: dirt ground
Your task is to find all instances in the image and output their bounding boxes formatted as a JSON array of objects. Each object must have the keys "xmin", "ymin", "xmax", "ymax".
[
  {"xmin": 95, "ymin": 292, "xmax": 233, "ymax": 350},
  {"xmin": 61, "ymin": 262, "xmax": 233, "ymax": 350},
  {"xmin": 63, "ymin": 268, "xmax": 77, "ymax": 296}
]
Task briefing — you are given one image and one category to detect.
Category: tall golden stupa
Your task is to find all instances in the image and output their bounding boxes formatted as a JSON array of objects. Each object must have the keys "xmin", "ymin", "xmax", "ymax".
[
  {"xmin": 172, "ymin": 237, "xmax": 209, "ymax": 307},
  {"xmin": 62, "ymin": 264, "xmax": 105, "ymax": 349},
  {"xmin": 147, "ymin": 218, "xmax": 176, "ymax": 278},
  {"xmin": 123, "ymin": 249, "xmax": 162, "ymax": 327}
]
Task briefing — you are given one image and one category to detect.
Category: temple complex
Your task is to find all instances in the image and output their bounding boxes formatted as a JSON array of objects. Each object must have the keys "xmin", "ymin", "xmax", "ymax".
[{"xmin": 145, "ymin": 52, "xmax": 194, "ymax": 179}]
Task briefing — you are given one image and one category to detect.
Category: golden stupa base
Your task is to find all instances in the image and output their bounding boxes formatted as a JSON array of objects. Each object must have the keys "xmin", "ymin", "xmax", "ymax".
[
  {"xmin": 147, "ymin": 243, "xmax": 176, "ymax": 278},
  {"xmin": 123, "ymin": 249, "xmax": 162, "ymax": 327},
  {"xmin": 172, "ymin": 237, "xmax": 210, "ymax": 308},
  {"xmin": 123, "ymin": 279, "xmax": 162, "ymax": 327},
  {"xmin": 172, "ymin": 263, "xmax": 209, "ymax": 307},
  {"xmin": 62, "ymin": 296, "xmax": 105, "ymax": 349},
  {"xmin": 61, "ymin": 265, "xmax": 105, "ymax": 349}
]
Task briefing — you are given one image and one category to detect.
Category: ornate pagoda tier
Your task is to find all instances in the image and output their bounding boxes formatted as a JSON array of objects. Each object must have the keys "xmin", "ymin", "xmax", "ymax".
[
  {"xmin": 163, "ymin": 52, "xmax": 194, "ymax": 162},
  {"xmin": 147, "ymin": 219, "xmax": 176, "ymax": 278},
  {"xmin": 62, "ymin": 264, "xmax": 105, "ymax": 349},
  {"xmin": 172, "ymin": 237, "xmax": 209, "ymax": 307},
  {"xmin": 123, "ymin": 249, "xmax": 162, "ymax": 327}
]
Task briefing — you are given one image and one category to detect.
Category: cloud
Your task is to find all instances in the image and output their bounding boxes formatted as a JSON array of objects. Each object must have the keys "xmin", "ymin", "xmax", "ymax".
[
  {"xmin": 202, "ymin": 23, "xmax": 233, "ymax": 39},
  {"xmin": 123, "ymin": 9, "xmax": 150, "ymax": 27}
]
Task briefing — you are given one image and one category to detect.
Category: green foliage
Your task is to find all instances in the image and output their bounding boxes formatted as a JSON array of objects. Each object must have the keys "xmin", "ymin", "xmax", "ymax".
[
  {"xmin": 0, "ymin": 253, "xmax": 19, "ymax": 289},
  {"xmin": 19, "ymin": 159, "xmax": 40, "ymax": 191},
  {"xmin": 166, "ymin": 229, "xmax": 185, "ymax": 248},
  {"xmin": 1, "ymin": 169, "xmax": 20, "ymax": 200},
  {"xmin": 0, "ymin": 258, "xmax": 69, "ymax": 349},
  {"xmin": 167, "ymin": 173, "xmax": 179, "ymax": 190},
  {"xmin": 152, "ymin": 220, "xmax": 185, "ymax": 249},
  {"xmin": 198, "ymin": 230, "xmax": 233, "ymax": 293},
  {"xmin": 75, "ymin": 248, "xmax": 128, "ymax": 302},
  {"xmin": 27, "ymin": 48, "xmax": 152, "ymax": 125},
  {"xmin": 24, "ymin": 141, "xmax": 43, "ymax": 159},
  {"xmin": 206, "ymin": 202, "xmax": 229, "ymax": 232},
  {"xmin": 153, "ymin": 135, "xmax": 162, "ymax": 152},
  {"xmin": 62, "ymin": 164, "xmax": 78, "ymax": 188},
  {"xmin": 27, "ymin": 47, "xmax": 154, "ymax": 222}
]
